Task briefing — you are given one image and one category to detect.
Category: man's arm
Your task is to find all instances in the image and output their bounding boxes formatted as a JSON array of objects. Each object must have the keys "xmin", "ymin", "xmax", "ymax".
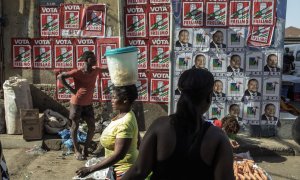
[{"xmin": 57, "ymin": 73, "xmax": 77, "ymax": 95}]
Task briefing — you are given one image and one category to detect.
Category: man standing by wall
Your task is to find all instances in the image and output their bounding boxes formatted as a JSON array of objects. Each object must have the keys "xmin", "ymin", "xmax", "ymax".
[{"xmin": 58, "ymin": 51, "xmax": 100, "ymax": 160}]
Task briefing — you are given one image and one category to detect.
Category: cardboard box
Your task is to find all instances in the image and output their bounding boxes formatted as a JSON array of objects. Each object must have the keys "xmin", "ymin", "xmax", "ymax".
[{"xmin": 21, "ymin": 109, "xmax": 44, "ymax": 140}]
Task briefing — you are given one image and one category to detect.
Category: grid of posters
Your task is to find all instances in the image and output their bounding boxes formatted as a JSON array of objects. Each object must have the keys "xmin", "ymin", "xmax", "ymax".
[{"xmin": 171, "ymin": 0, "xmax": 281, "ymax": 126}]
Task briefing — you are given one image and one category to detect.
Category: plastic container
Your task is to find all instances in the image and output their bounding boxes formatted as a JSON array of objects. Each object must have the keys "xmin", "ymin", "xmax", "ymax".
[{"xmin": 105, "ymin": 46, "xmax": 138, "ymax": 86}]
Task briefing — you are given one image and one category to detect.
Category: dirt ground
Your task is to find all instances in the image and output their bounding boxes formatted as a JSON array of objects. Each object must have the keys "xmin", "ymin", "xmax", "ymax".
[{"xmin": 3, "ymin": 148, "xmax": 300, "ymax": 180}]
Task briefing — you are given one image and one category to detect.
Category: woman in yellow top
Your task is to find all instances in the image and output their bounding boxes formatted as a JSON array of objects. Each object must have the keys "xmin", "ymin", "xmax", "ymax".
[{"xmin": 76, "ymin": 85, "xmax": 139, "ymax": 179}]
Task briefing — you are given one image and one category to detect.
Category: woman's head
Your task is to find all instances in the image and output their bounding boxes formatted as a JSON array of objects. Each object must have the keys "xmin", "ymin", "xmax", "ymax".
[
  {"xmin": 111, "ymin": 85, "xmax": 138, "ymax": 111},
  {"xmin": 221, "ymin": 115, "xmax": 240, "ymax": 135}
]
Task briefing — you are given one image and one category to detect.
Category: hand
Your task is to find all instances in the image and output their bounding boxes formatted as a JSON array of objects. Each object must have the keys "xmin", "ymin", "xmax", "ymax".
[
  {"xmin": 76, "ymin": 167, "xmax": 92, "ymax": 178},
  {"xmin": 230, "ymin": 140, "xmax": 240, "ymax": 149}
]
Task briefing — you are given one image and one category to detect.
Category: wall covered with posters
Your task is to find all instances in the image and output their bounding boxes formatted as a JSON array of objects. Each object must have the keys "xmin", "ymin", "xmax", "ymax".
[{"xmin": 169, "ymin": 0, "xmax": 287, "ymax": 130}]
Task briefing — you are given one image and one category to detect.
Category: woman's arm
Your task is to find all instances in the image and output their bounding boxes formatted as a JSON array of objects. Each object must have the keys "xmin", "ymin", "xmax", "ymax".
[{"xmin": 76, "ymin": 138, "xmax": 132, "ymax": 177}]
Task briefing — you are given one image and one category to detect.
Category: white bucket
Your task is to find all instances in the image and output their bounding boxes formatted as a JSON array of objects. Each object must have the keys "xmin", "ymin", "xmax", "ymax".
[{"xmin": 105, "ymin": 46, "xmax": 138, "ymax": 86}]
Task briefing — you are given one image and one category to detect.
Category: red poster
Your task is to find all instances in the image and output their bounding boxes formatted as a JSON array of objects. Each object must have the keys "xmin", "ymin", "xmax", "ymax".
[
  {"xmin": 205, "ymin": 1, "xmax": 228, "ymax": 27},
  {"xmin": 182, "ymin": 1, "xmax": 204, "ymax": 28},
  {"xmin": 150, "ymin": 71, "xmax": 169, "ymax": 103},
  {"xmin": 11, "ymin": 38, "xmax": 32, "ymax": 68},
  {"xmin": 56, "ymin": 77, "xmax": 74, "ymax": 100},
  {"xmin": 229, "ymin": 1, "xmax": 251, "ymax": 26},
  {"xmin": 125, "ymin": 6, "xmax": 147, "ymax": 38},
  {"xmin": 126, "ymin": 0, "xmax": 148, "ymax": 5},
  {"xmin": 75, "ymin": 38, "xmax": 96, "ymax": 68},
  {"xmin": 54, "ymin": 39, "xmax": 74, "ymax": 69},
  {"xmin": 100, "ymin": 71, "xmax": 113, "ymax": 101},
  {"xmin": 96, "ymin": 37, "xmax": 120, "ymax": 69},
  {"xmin": 40, "ymin": 6, "xmax": 60, "ymax": 37},
  {"xmin": 125, "ymin": 39, "xmax": 148, "ymax": 70},
  {"xmin": 81, "ymin": 4, "xmax": 106, "ymax": 37},
  {"xmin": 60, "ymin": 4, "xmax": 83, "ymax": 37},
  {"xmin": 32, "ymin": 38, "xmax": 52, "ymax": 69},
  {"xmin": 150, "ymin": 0, "xmax": 170, "ymax": 4},
  {"xmin": 149, "ymin": 5, "xmax": 170, "ymax": 37},
  {"xmin": 252, "ymin": 0, "xmax": 275, "ymax": 26},
  {"xmin": 137, "ymin": 71, "xmax": 149, "ymax": 102},
  {"xmin": 150, "ymin": 38, "xmax": 170, "ymax": 70},
  {"xmin": 247, "ymin": 26, "xmax": 274, "ymax": 47}
]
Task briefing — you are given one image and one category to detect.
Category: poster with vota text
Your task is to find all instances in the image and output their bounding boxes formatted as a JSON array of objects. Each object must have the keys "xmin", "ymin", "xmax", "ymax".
[
  {"xmin": 80, "ymin": 4, "xmax": 106, "ymax": 37},
  {"xmin": 205, "ymin": 0, "xmax": 228, "ymax": 27},
  {"xmin": 56, "ymin": 76, "xmax": 74, "ymax": 100},
  {"xmin": 150, "ymin": 0, "xmax": 170, "ymax": 4},
  {"xmin": 150, "ymin": 38, "xmax": 170, "ymax": 70},
  {"xmin": 252, "ymin": 0, "xmax": 275, "ymax": 26},
  {"xmin": 11, "ymin": 38, "xmax": 32, "ymax": 68},
  {"xmin": 125, "ymin": 6, "xmax": 147, "ymax": 38},
  {"xmin": 126, "ymin": 0, "xmax": 148, "ymax": 5},
  {"xmin": 136, "ymin": 71, "xmax": 149, "ymax": 102},
  {"xmin": 229, "ymin": 0, "xmax": 251, "ymax": 26},
  {"xmin": 150, "ymin": 71, "xmax": 169, "ymax": 103},
  {"xmin": 96, "ymin": 37, "xmax": 120, "ymax": 69},
  {"xmin": 149, "ymin": 5, "xmax": 170, "ymax": 37},
  {"xmin": 182, "ymin": 0, "xmax": 204, "ymax": 28},
  {"xmin": 40, "ymin": 6, "xmax": 60, "ymax": 37},
  {"xmin": 75, "ymin": 38, "xmax": 96, "ymax": 68},
  {"xmin": 100, "ymin": 70, "xmax": 113, "ymax": 101},
  {"xmin": 32, "ymin": 38, "xmax": 52, "ymax": 69},
  {"xmin": 247, "ymin": 26, "xmax": 274, "ymax": 47},
  {"xmin": 125, "ymin": 39, "xmax": 148, "ymax": 70},
  {"xmin": 60, "ymin": 3, "xmax": 83, "ymax": 37},
  {"xmin": 54, "ymin": 39, "xmax": 74, "ymax": 69}
]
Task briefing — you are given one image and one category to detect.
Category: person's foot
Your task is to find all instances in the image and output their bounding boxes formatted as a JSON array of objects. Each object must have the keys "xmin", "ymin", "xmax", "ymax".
[{"xmin": 74, "ymin": 152, "xmax": 86, "ymax": 161}]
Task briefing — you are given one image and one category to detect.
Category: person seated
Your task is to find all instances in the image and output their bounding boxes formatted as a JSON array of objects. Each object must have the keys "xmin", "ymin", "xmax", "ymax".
[
  {"xmin": 122, "ymin": 69, "xmax": 234, "ymax": 180},
  {"xmin": 76, "ymin": 85, "xmax": 139, "ymax": 179}
]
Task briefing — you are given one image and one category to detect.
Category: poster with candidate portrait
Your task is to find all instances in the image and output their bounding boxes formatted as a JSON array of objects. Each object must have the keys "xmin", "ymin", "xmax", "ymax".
[
  {"xmin": 243, "ymin": 101, "xmax": 261, "ymax": 124},
  {"xmin": 32, "ymin": 38, "xmax": 52, "ymax": 69},
  {"xmin": 125, "ymin": 38, "xmax": 148, "ymax": 70},
  {"xmin": 212, "ymin": 77, "xmax": 227, "ymax": 101},
  {"xmin": 205, "ymin": 1, "xmax": 228, "ymax": 27},
  {"xmin": 245, "ymin": 51, "xmax": 263, "ymax": 75},
  {"xmin": 136, "ymin": 71, "xmax": 149, "ymax": 102},
  {"xmin": 149, "ymin": 5, "xmax": 170, "ymax": 37},
  {"xmin": 227, "ymin": 52, "xmax": 245, "ymax": 75},
  {"xmin": 125, "ymin": 5, "xmax": 147, "ymax": 38},
  {"xmin": 263, "ymin": 77, "xmax": 280, "ymax": 101},
  {"xmin": 192, "ymin": 28, "xmax": 210, "ymax": 51},
  {"xmin": 60, "ymin": 4, "xmax": 83, "ymax": 37},
  {"xmin": 75, "ymin": 38, "xmax": 96, "ymax": 68},
  {"xmin": 208, "ymin": 102, "xmax": 226, "ymax": 120},
  {"xmin": 96, "ymin": 37, "xmax": 120, "ymax": 69},
  {"xmin": 263, "ymin": 51, "xmax": 281, "ymax": 76},
  {"xmin": 252, "ymin": 0, "xmax": 275, "ymax": 26},
  {"xmin": 80, "ymin": 4, "xmax": 106, "ymax": 37},
  {"xmin": 54, "ymin": 38, "xmax": 74, "ymax": 69},
  {"xmin": 150, "ymin": 71, "xmax": 169, "ymax": 103},
  {"xmin": 261, "ymin": 101, "xmax": 279, "ymax": 125},
  {"xmin": 229, "ymin": 0, "xmax": 251, "ymax": 26},
  {"xmin": 226, "ymin": 101, "xmax": 244, "ymax": 123},
  {"xmin": 40, "ymin": 6, "xmax": 60, "ymax": 37},
  {"xmin": 242, "ymin": 77, "xmax": 262, "ymax": 102},
  {"xmin": 209, "ymin": 28, "xmax": 227, "ymax": 51},
  {"xmin": 174, "ymin": 28, "xmax": 193, "ymax": 51},
  {"xmin": 150, "ymin": 38, "xmax": 170, "ymax": 70},
  {"xmin": 11, "ymin": 38, "xmax": 32, "ymax": 68},
  {"xmin": 182, "ymin": 1, "xmax": 204, "ymax": 28},
  {"xmin": 100, "ymin": 70, "xmax": 113, "ymax": 101}
]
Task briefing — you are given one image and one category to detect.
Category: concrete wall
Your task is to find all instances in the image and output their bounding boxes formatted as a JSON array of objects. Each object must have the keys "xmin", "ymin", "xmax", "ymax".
[{"xmin": 2, "ymin": 0, "xmax": 168, "ymax": 131}]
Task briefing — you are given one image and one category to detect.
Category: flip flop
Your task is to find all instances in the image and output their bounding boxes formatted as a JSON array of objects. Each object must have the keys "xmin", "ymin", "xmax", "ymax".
[{"xmin": 74, "ymin": 153, "xmax": 86, "ymax": 161}]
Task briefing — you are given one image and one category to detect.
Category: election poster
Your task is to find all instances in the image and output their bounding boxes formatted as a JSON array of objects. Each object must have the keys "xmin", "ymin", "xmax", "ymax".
[
  {"xmin": 252, "ymin": 0, "xmax": 275, "ymax": 26},
  {"xmin": 247, "ymin": 26, "xmax": 275, "ymax": 47},
  {"xmin": 182, "ymin": 1, "xmax": 204, "ymax": 28},
  {"xmin": 74, "ymin": 38, "xmax": 96, "ymax": 68},
  {"xmin": 149, "ymin": 5, "xmax": 170, "ymax": 37},
  {"xmin": 125, "ymin": 38, "xmax": 148, "ymax": 70},
  {"xmin": 150, "ymin": 71, "xmax": 169, "ymax": 103},
  {"xmin": 11, "ymin": 38, "xmax": 32, "ymax": 68},
  {"xmin": 126, "ymin": 0, "xmax": 148, "ymax": 5},
  {"xmin": 205, "ymin": 0, "xmax": 228, "ymax": 27},
  {"xmin": 229, "ymin": 0, "xmax": 251, "ymax": 26},
  {"xmin": 100, "ymin": 70, "xmax": 113, "ymax": 101},
  {"xmin": 125, "ymin": 5, "xmax": 147, "ymax": 38},
  {"xmin": 60, "ymin": 3, "xmax": 83, "ymax": 37},
  {"xmin": 96, "ymin": 37, "xmax": 120, "ymax": 68},
  {"xmin": 56, "ymin": 77, "xmax": 74, "ymax": 100},
  {"xmin": 40, "ymin": 6, "xmax": 60, "ymax": 37},
  {"xmin": 54, "ymin": 38, "xmax": 74, "ymax": 69},
  {"xmin": 81, "ymin": 4, "xmax": 106, "ymax": 37},
  {"xmin": 150, "ymin": 38, "xmax": 170, "ymax": 70},
  {"xmin": 32, "ymin": 38, "xmax": 52, "ymax": 69},
  {"xmin": 136, "ymin": 71, "xmax": 149, "ymax": 102}
]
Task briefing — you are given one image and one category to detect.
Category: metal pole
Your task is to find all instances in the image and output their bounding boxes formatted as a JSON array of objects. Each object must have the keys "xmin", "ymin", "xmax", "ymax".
[{"xmin": 0, "ymin": 0, "xmax": 4, "ymax": 90}]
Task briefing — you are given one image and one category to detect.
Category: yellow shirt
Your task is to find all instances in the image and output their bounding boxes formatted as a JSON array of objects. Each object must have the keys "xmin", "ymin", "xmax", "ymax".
[{"xmin": 100, "ymin": 110, "xmax": 138, "ymax": 173}]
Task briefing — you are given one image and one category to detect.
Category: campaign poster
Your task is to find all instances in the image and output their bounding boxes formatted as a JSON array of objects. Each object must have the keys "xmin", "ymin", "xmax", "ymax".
[
  {"xmin": 252, "ymin": 0, "xmax": 275, "ymax": 26},
  {"xmin": 149, "ymin": 5, "xmax": 170, "ymax": 37},
  {"xmin": 212, "ymin": 78, "xmax": 227, "ymax": 101},
  {"xmin": 11, "ymin": 38, "xmax": 32, "ymax": 68},
  {"xmin": 150, "ymin": 38, "xmax": 170, "ymax": 70},
  {"xmin": 150, "ymin": 71, "xmax": 169, "ymax": 103},
  {"xmin": 245, "ymin": 51, "xmax": 263, "ymax": 75},
  {"xmin": 125, "ymin": 39, "xmax": 148, "ymax": 70},
  {"xmin": 75, "ymin": 38, "xmax": 96, "ymax": 68},
  {"xmin": 261, "ymin": 101, "xmax": 279, "ymax": 125},
  {"xmin": 126, "ymin": 0, "xmax": 148, "ymax": 5},
  {"xmin": 205, "ymin": 1, "xmax": 228, "ymax": 27},
  {"xmin": 150, "ymin": 0, "xmax": 170, "ymax": 4},
  {"xmin": 263, "ymin": 51, "xmax": 281, "ymax": 76},
  {"xmin": 227, "ymin": 27, "xmax": 246, "ymax": 50},
  {"xmin": 125, "ymin": 6, "xmax": 147, "ymax": 38},
  {"xmin": 229, "ymin": 1, "xmax": 251, "ymax": 26},
  {"xmin": 263, "ymin": 77, "xmax": 280, "ymax": 100},
  {"xmin": 192, "ymin": 53, "xmax": 209, "ymax": 70},
  {"xmin": 137, "ymin": 71, "xmax": 149, "ymax": 102},
  {"xmin": 174, "ymin": 28, "xmax": 193, "ymax": 51},
  {"xmin": 56, "ymin": 77, "xmax": 74, "ymax": 100},
  {"xmin": 182, "ymin": 1, "xmax": 204, "ymax": 28},
  {"xmin": 96, "ymin": 37, "xmax": 120, "ymax": 68},
  {"xmin": 175, "ymin": 52, "xmax": 193, "ymax": 71},
  {"xmin": 208, "ymin": 102, "xmax": 226, "ymax": 120},
  {"xmin": 227, "ymin": 52, "xmax": 245, "ymax": 76},
  {"xmin": 32, "ymin": 38, "xmax": 52, "ymax": 69},
  {"xmin": 40, "ymin": 6, "xmax": 60, "ymax": 37},
  {"xmin": 81, "ymin": 4, "xmax": 106, "ymax": 37},
  {"xmin": 54, "ymin": 39, "xmax": 74, "ymax": 69},
  {"xmin": 226, "ymin": 101, "xmax": 244, "ymax": 124},
  {"xmin": 60, "ymin": 4, "xmax": 83, "ymax": 37},
  {"xmin": 193, "ymin": 28, "xmax": 210, "ymax": 51},
  {"xmin": 247, "ymin": 26, "xmax": 274, "ymax": 47},
  {"xmin": 242, "ymin": 77, "xmax": 262, "ymax": 102},
  {"xmin": 226, "ymin": 77, "xmax": 244, "ymax": 100},
  {"xmin": 209, "ymin": 53, "xmax": 227, "ymax": 76},
  {"xmin": 100, "ymin": 71, "xmax": 113, "ymax": 101},
  {"xmin": 243, "ymin": 101, "xmax": 261, "ymax": 124}
]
